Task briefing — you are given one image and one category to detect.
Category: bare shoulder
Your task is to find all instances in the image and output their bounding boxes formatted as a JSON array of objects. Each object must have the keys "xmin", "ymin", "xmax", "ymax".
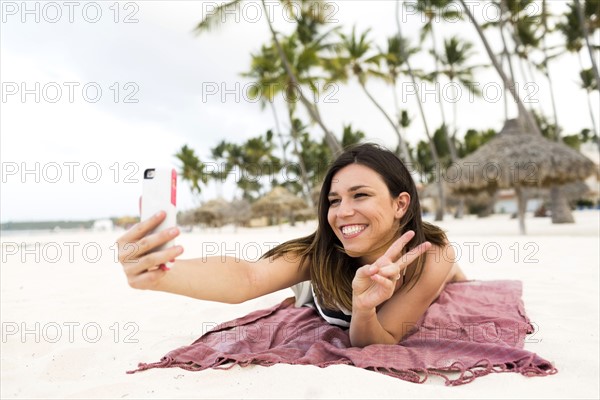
[
  {"xmin": 426, "ymin": 239, "xmax": 456, "ymax": 269},
  {"xmin": 410, "ymin": 241, "xmax": 456, "ymax": 300}
]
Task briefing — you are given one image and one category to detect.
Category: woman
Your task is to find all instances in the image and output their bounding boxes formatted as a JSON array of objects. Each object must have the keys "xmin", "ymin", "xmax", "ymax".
[{"xmin": 116, "ymin": 143, "xmax": 467, "ymax": 347}]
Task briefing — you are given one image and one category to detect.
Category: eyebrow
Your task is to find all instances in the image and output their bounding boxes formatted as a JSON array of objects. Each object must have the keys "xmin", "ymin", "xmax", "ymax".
[{"xmin": 328, "ymin": 185, "xmax": 371, "ymax": 197}]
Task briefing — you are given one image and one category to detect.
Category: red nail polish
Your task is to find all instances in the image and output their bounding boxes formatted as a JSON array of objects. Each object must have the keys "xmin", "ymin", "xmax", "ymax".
[{"xmin": 159, "ymin": 264, "xmax": 170, "ymax": 271}]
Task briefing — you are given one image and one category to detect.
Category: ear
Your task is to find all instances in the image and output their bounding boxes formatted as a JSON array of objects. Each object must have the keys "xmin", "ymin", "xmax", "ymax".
[{"xmin": 393, "ymin": 192, "xmax": 410, "ymax": 219}]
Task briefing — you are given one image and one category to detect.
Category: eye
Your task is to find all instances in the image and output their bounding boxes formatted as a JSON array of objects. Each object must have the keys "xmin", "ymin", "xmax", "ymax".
[
  {"xmin": 328, "ymin": 198, "xmax": 340, "ymax": 206},
  {"xmin": 354, "ymin": 193, "xmax": 368, "ymax": 199}
]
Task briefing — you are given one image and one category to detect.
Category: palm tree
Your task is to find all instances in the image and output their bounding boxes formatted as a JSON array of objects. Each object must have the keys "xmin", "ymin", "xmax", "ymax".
[
  {"xmin": 379, "ymin": 35, "xmax": 417, "ymax": 163},
  {"xmin": 243, "ymin": 43, "xmax": 289, "ymax": 164},
  {"xmin": 288, "ymin": 116, "xmax": 314, "ymax": 207},
  {"xmin": 195, "ymin": 0, "xmax": 342, "ymax": 155},
  {"xmin": 414, "ymin": 0, "xmax": 463, "ymax": 160},
  {"xmin": 539, "ymin": 0, "xmax": 562, "ymax": 136},
  {"xmin": 558, "ymin": 1, "xmax": 600, "ymax": 138},
  {"xmin": 574, "ymin": 0, "xmax": 600, "ymax": 88},
  {"xmin": 325, "ymin": 26, "xmax": 413, "ymax": 163},
  {"xmin": 244, "ymin": 31, "xmax": 334, "ymax": 206},
  {"xmin": 436, "ymin": 35, "xmax": 483, "ymax": 218},
  {"xmin": 579, "ymin": 68, "xmax": 599, "ymax": 142},
  {"xmin": 174, "ymin": 145, "xmax": 208, "ymax": 203},
  {"xmin": 436, "ymin": 35, "xmax": 483, "ymax": 160},
  {"xmin": 501, "ymin": 0, "xmax": 547, "ymax": 118},
  {"xmin": 209, "ymin": 139, "xmax": 235, "ymax": 198},
  {"xmin": 258, "ymin": 0, "xmax": 342, "ymax": 155},
  {"xmin": 457, "ymin": 0, "xmax": 543, "ymax": 136},
  {"xmin": 396, "ymin": 1, "xmax": 446, "ymax": 220}
]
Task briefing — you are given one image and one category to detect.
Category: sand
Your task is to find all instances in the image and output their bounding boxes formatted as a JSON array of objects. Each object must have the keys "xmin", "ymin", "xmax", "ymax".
[{"xmin": 1, "ymin": 210, "xmax": 599, "ymax": 399}]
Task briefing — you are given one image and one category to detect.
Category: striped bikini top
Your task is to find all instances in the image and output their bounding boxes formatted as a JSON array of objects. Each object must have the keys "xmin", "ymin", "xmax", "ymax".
[{"xmin": 310, "ymin": 285, "xmax": 351, "ymax": 328}]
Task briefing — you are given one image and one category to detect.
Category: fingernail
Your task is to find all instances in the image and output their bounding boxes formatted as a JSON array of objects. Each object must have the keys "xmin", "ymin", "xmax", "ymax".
[
  {"xmin": 169, "ymin": 259, "xmax": 175, "ymax": 263},
  {"xmin": 159, "ymin": 263, "xmax": 170, "ymax": 271},
  {"xmin": 169, "ymin": 227, "xmax": 178, "ymax": 236},
  {"xmin": 369, "ymin": 266, "xmax": 377, "ymax": 273},
  {"xmin": 155, "ymin": 211, "xmax": 164, "ymax": 218}
]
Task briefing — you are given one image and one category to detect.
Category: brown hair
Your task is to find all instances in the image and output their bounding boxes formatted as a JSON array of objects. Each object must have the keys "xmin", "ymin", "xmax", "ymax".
[{"xmin": 261, "ymin": 143, "xmax": 447, "ymax": 311}]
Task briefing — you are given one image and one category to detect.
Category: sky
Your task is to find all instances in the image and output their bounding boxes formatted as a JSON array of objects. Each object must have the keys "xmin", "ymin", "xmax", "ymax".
[{"xmin": 1, "ymin": 0, "xmax": 598, "ymax": 223}]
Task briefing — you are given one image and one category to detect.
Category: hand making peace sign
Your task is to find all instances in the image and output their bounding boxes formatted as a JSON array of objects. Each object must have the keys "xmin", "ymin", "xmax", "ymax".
[{"xmin": 351, "ymin": 230, "xmax": 431, "ymax": 312}]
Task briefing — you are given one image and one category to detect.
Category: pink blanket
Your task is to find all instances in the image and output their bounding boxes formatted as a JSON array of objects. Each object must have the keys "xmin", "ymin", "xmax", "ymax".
[{"xmin": 128, "ymin": 280, "xmax": 556, "ymax": 385}]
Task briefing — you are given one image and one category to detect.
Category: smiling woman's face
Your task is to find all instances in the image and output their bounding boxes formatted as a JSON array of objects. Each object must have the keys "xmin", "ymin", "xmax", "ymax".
[{"xmin": 327, "ymin": 163, "xmax": 408, "ymax": 264}]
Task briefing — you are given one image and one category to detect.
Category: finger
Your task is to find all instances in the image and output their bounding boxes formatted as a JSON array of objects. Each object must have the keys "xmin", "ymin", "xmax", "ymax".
[
  {"xmin": 376, "ymin": 230, "xmax": 415, "ymax": 267},
  {"xmin": 117, "ymin": 210, "xmax": 165, "ymax": 245},
  {"xmin": 138, "ymin": 196, "xmax": 142, "ymax": 215},
  {"xmin": 396, "ymin": 241, "xmax": 432, "ymax": 268},
  {"xmin": 370, "ymin": 272, "xmax": 397, "ymax": 288},
  {"xmin": 124, "ymin": 245, "xmax": 184, "ymax": 276},
  {"xmin": 118, "ymin": 224, "xmax": 178, "ymax": 264},
  {"xmin": 377, "ymin": 263, "xmax": 402, "ymax": 280},
  {"xmin": 355, "ymin": 264, "xmax": 377, "ymax": 279},
  {"xmin": 135, "ymin": 226, "xmax": 180, "ymax": 257}
]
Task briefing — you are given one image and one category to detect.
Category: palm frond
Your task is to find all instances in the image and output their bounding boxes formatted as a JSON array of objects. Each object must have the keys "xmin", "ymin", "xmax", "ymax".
[{"xmin": 194, "ymin": 0, "xmax": 244, "ymax": 34}]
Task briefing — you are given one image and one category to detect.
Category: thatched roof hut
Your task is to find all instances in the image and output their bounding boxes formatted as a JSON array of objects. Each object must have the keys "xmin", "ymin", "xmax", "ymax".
[
  {"xmin": 194, "ymin": 198, "xmax": 230, "ymax": 227},
  {"xmin": 449, "ymin": 119, "xmax": 597, "ymax": 233},
  {"xmin": 451, "ymin": 119, "xmax": 596, "ymax": 193},
  {"xmin": 252, "ymin": 186, "xmax": 307, "ymax": 226},
  {"xmin": 225, "ymin": 198, "xmax": 252, "ymax": 229}
]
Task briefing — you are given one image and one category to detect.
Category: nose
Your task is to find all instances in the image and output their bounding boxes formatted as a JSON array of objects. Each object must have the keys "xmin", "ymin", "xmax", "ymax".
[{"xmin": 336, "ymin": 199, "xmax": 355, "ymax": 217}]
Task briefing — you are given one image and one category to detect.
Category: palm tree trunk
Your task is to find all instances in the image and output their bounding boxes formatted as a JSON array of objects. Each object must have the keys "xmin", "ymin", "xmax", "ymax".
[
  {"xmin": 260, "ymin": 0, "xmax": 342, "ymax": 155},
  {"xmin": 396, "ymin": 1, "xmax": 445, "ymax": 221},
  {"xmin": 430, "ymin": 23, "xmax": 448, "ymax": 127},
  {"xmin": 542, "ymin": 0, "xmax": 560, "ymax": 138},
  {"xmin": 268, "ymin": 101, "xmax": 288, "ymax": 164},
  {"xmin": 515, "ymin": 186, "xmax": 527, "ymax": 235},
  {"xmin": 450, "ymin": 79, "xmax": 465, "ymax": 219},
  {"xmin": 459, "ymin": 0, "xmax": 542, "ymax": 137},
  {"xmin": 550, "ymin": 186, "xmax": 575, "ymax": 223},
  {"xmin": 499, "ymin": 16, "xmax": 518, "ymax": 91},
  {"xmin": 478, "ymin": 190, "xmax": 497, "ymax": 217},
  {"xmin": 498, "ymin": 7, "xmax": 520, "ymax": 118},
  {"xmin": 500, "ymin": 0, "xmax": 545, "ymax": 119},
  {"xmin": 543, "ymin": 3, "xmax": 576, "ymax": 224},
  {"xmin": 287, "ymin": 107, "xmax": 314, "ymax": 208},
  {"xmin": 429, "ymin": 23, "xmax": 456, "ymax": 162},
  {"xmin": 391, "ymin": 78, "xmax": 412, "ymax": 163},
  {"xmin": 500, "ymin": 52, "xmax": 509, "ymax": 120},
  {"xmin": 358, "ymin": 81, "xmax": 411, "ymax": 163},
  {"xmin": 574, "ymin": 0, "xmax": 600, "ymax": 90}
]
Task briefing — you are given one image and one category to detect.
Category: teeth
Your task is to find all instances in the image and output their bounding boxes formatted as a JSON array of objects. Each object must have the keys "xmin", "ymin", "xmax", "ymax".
[{"xmin": 341, "ymin": 225, "xmax": 366, "ymax": 236}]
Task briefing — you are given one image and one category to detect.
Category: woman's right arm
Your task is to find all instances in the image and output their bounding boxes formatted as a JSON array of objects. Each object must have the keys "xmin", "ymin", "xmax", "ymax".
[{"xmin": 116, "ymin": 211, "xmax": 309, "ymax": 304}]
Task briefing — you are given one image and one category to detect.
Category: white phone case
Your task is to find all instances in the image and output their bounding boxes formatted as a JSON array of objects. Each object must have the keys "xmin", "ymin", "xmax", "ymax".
[{"xmin": 141, "ymin": 167, "xmax": 177, "ymax": 254}]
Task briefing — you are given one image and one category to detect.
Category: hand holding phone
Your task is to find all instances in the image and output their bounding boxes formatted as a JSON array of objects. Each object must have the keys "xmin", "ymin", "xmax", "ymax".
[{"xmin": 141, "ymin": 167, "xmax": 178, "ymax": 268}]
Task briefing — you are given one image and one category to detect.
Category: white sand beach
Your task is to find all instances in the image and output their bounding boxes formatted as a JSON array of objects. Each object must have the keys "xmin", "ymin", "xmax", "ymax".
[{"xmin": 1, "ymin": 211, "xmax": 599, "ymax": 399}]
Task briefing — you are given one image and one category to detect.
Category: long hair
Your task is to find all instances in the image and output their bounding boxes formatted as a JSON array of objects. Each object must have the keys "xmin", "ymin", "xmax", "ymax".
[{"xmin": 261, "ymin": 143, "xmax": 447, "ymax": 311}]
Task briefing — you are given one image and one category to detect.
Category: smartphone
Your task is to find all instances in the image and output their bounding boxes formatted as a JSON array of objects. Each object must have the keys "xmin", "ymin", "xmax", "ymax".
[{"xmin": 141, "ymin": 167, "xmax": 177, "ymax": 256}]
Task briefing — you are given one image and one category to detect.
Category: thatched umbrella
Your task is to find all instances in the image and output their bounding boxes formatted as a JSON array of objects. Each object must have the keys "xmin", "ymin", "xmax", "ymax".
[
  {"xmin": 194, "ymin": 198, "xmax": 230, "ymax": 227},
  {"xmin": 449, "ymin": 119, "xmax": 596, "ymax": 234},
  {"xmin": 224, "ymin": 198, "xmax": 252, "ymax": 231},
  {"xmin": 252, "ymin": 186, "xmax": 307, "ymax": 228}
]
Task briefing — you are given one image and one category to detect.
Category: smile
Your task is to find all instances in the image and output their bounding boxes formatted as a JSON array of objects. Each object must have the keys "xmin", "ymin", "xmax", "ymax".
[{"xmin": 340, "ymin": 224, "xmax": 367, "ymax": 238}]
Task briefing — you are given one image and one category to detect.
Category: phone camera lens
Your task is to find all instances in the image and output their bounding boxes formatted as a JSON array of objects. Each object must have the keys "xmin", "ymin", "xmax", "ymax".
[{"xmin": 144, "ymin": 169, "xmax": 156, "ymax": 179}]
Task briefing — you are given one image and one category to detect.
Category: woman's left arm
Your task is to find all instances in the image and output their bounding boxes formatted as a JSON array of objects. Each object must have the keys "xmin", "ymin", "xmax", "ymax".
[{"xmin": 350, "ymin": 243, "xmax": 455, "ymax": 347}]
